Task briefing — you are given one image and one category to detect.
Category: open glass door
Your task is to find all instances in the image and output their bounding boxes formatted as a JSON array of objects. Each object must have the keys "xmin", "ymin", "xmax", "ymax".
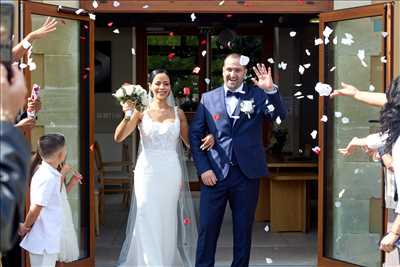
[
  {"xmin": 23, "ymin": 1, "xmax": 94, "ymax": 266},
  {"xmin": 318, "ymin": 3, "xmax": 393, "ymax": 267}
]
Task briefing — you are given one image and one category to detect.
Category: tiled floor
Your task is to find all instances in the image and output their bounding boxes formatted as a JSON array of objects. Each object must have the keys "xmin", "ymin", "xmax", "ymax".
[{"xmin": 95, "ymin": 195, "xmax": 317, "ymax": 267}]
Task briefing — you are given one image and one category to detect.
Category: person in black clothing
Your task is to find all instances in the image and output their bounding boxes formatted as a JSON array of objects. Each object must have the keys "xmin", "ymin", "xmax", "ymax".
[{"xmin": 0, "ymin": 64, "xmax": 30, "ymax": 265}]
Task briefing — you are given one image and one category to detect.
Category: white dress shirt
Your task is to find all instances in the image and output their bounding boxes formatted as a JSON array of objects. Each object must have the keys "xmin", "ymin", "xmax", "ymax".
[
  {"xmin": 224, "ymin": 83, "xmax": 245, "ymax": 118},
  {"xmin": 20, "ymin": 161, "xmax": 62, "ymax": 255}
]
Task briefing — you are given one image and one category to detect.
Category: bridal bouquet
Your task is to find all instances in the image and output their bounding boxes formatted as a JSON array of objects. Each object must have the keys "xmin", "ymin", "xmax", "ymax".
[{"xmin": 113, "ymin": 83, "xmax": 149, "ymax": 117}]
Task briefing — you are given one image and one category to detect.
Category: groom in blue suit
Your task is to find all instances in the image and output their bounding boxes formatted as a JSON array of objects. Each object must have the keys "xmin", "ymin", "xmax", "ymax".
[{"xmin": 189, "ymin": 53, "xmax": 287, "ymax": 267}]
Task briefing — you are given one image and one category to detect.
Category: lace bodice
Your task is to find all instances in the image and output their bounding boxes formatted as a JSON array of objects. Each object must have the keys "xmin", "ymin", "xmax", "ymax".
[{"xmin": 138, "ymin": 107, "xmax": 180, "ymax": 153}]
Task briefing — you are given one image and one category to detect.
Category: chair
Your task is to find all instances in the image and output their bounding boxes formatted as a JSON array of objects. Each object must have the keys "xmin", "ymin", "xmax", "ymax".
[{"xmin": 93, "ymin": 141, "xmax": 134, "ymax": 218}]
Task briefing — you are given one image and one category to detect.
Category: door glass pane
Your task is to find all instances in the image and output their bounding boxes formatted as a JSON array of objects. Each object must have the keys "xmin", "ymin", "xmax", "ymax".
[
  {"xmin": 323, "ymin": 17, "xmax": 384, "ymax": 267},
  {"xmin": 147, "ymin": 35, "xmax": 200, "ymax": 111},
  {"xmin": 30, "ymin": 14, "xmax": 90, "ymax": 260}
]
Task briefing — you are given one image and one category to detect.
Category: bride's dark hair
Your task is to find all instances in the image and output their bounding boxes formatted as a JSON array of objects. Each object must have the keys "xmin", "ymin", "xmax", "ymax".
[
  {"xmin": 148, "ymin": 69, "xmax": 171, "ymax": 84},
  {"xmin": 379, "ymin": 75, "xmax": 400, "ymax": 154}
]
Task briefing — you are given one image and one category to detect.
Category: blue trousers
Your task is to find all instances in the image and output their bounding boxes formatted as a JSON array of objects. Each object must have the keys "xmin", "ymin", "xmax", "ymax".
[{"xmin": 195, "ymin": 165, "xmax": 260, "ymax": 267}]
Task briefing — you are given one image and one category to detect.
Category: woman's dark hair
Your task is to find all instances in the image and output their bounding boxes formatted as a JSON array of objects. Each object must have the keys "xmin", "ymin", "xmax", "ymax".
[
  {"xmin": 148, "ymin": 69, "xmax": 171, "ymax": 84},
  {"xmin": 30, "ymin": 133, "xmax": 66, "ymax": 177},
  {"xmin": 380, "ymin": 76, "xmax": 400, "ymax": 154}
]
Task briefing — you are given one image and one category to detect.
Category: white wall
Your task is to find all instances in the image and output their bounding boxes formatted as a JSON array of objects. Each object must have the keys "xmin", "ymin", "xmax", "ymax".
[
  {"xmin": 334, "ymin": 0, "xmax": 372, "ymax": 10},
  {"xmin": 95, "ymin": 27, "xmax": 135, "ymax": 164}
]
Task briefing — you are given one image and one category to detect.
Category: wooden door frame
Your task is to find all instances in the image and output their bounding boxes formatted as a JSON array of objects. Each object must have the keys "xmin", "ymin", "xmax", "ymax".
[
  {"xmin": 22, "ymin": 1, "xmax": 95, "ymax": 266},
  {"xmin": 317, "ymin": 3, "xmax": 393, "ymax": 267}
]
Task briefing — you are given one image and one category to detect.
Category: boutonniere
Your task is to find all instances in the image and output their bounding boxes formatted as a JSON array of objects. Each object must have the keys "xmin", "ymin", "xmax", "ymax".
[
  {"xmin": 212, "ymin": 113, "xmax": 221, "ymax": 121},
  {"xmin": 240, "ymin": 99, "xmax": 255, "ymax": 119}
]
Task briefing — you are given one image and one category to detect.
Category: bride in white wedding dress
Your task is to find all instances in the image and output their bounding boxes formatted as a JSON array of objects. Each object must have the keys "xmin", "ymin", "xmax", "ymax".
[{"xmin": 114, "ymin": 69, "xmax": 214, "ymax": 267}]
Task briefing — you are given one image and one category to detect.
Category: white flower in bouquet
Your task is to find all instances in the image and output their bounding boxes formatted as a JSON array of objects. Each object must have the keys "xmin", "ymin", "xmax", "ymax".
[{"xmin": 112, "ymin": 83, "xmax": 149, "ymax": 116}]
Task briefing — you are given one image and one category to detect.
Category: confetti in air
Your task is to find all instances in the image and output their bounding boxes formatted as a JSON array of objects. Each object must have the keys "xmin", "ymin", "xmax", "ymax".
[
  {"xmin": 315, "ymin": 82, "xmax": 332, "ymax": 96},
  {"xmin": 191, "ymin": 13, "xmax": 196, "ymax": 22},
  {"xmin": 92, "ymin": 0, "xmax": 98, "ymax": 9},
  {"xmin": 310, "ymin": 130, "xmax": 317, "ymax": 139},
  {"xmin": 278, "ymin": 61, "xmax": 287, "ymax": 70},
  {"xmin": 369, "ymin": 85, "xmax": 375, "ymax": 92},
  {"xmin": 239, "ymin": 55, "xmax": 250, "ymax": 66}
]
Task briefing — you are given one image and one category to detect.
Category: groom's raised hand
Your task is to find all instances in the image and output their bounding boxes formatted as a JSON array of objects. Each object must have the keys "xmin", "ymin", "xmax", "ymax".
[
  {"xmin": 252, "ymin": 63, "xmax": 274, "ymax": 91},
  {"xmin": 201, "ymin": 170, "xmax": 217, "ymax": 186}
]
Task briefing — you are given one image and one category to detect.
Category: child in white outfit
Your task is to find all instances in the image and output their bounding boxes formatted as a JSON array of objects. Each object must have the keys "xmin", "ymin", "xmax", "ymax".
[{"xmin": 19, "ymin": 133, "xmax": 67, "ymax": 267}]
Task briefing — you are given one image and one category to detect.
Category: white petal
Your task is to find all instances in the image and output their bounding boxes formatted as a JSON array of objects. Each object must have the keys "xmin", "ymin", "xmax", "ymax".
[
  {"xmin": 191, "ymin": 13, "xmax": 196, "ymax": 22},
  {"xmin": 294, "ymin": 91, "xmax": 302, "ymax": 97},
  {"xmin": 113, "ymin": 1, "xmax": 120, "ymax": 7},
  {"xmin": 321, "ymin": 115, "xmax": 328, "ymax": 122},
  {"xmin": 324, "ymin": 37, "xmax": 329, "ymax": 45},
  {"xmin": 92, "ymin": 0, "xmax": 98, "ymax": 9},
  {"xmin": 218, "ymin": 0, "xmax": 225, "ymax": 5},
  {"xmin": 275, "ymin": 116, "xmax": 282, "ymax": 125},
  {"xmin": 305, "ymin": 49, "xmax": 311, "ymax": 56},
  {"xmin": 314, "ymin": 38, "xmax": 323, "ymax": 46},
  {"xmin": 204, "ymin": 78, "xmax": 210, "ymax": 85},
  {"xmin": 333, "ymin": 36, "xmax": 338, "ymax": 45},
  {"xmin": 264, "ymin": 224, "xmax": 270, "ymax": 232},
  {"xmin": 75, "ymin": 8, "xmax": 85, "ymax": 15},
  {"xmin": 113, "ymin": 28, "xmax": 120, "ymax": 34},
  {"xmin": 279, "ymin": 61, "xmax": 287, "ymax": 70},
  {"xmin": 381, "ymin": 32, "xmax": 388, "ymax": 38},
  {"xmin": 381, "ymin": 56, "xmax": 387, "ymax": 63},
  {"xmin": 240, "ymin": 55, "xmax": 250, "ymax": 66},
  {"xmin": 330, "ymin": 66, "xmax": 336, "ymax": 72},
  {"xmin": 335, "ymin": 201, "xmax": 342, "ymax": 208},
  {"xmin": 310, "ymin": 130, "xmax": 317, "ymax": 139},
  {"xmin": 312, "ymin": 146, "xmax": 320, "ymax": 154},
  {"xmin": 369, "ymin": 85, "xmax": 375, "ymax": 92},
  {"xmin": 357, "ymin": 49, "xmax": 365, "ymax": 61},
  {"xmin": 259, "ymin": 20, "xmax": 264, "ymax": 24},
  {"xmin": 361, "ymin": 60, "xmax": 368, "ymax": 67},
  {"xmin": 19, "ymin": 63, "xmax": 28, "ymax": 69},
  {"xmin": 202, "ymin": 50, "xmax": 207, "ymax": 57},
  {"xmin": 334, "ymin": 111, "xmax": 342, "ymax": 118},
  {"xmin": 267, "ymin": 104, "xmax": 275, "ymax": 112},
  {"xmin": 297, "ymin": 95, "xmax": 304, "ymax": 99},
  {"xmin": 338, "ymin": 189, "xmax": 346, "ymax": 199},
  {"xmin": 89, "ymin": 13, "xmax": 96, "ymax": 20},
  {"xmin": 266, "ymin": 258, "xmax": 273, "ymax": 264},
  {"xmin": 289, "ymin": 31, "xmax": 296, "ymax": 37},
  {"xmin": 307, "ymin": 95, "xmax": 314, "ymax": 100},
  {"xmin": 142, "ymin": 4, "xmax": 150, "ymax": 8},
  {"xmin": 298, "ymin": 65, "xmax": 305, "ymax": 75},
  {"xmin": 267, "ymin": 58, "xmax": 275, "ymax": 64},
  {"xmin": 323, "ymin": 26, "xmax": 334, "ymax": 38},
  {"xmin": 341, "ymin": 117, "xmax": 350, "ymax": 124},
  {"xmin": 193, "ymin": 66, "xmax": 201, "ymax": 74},
  {"xmin": 303, "ymin": 63, "xmax": 311, "ymax": 69},
  {"xmin": 29, "ymin": 62, "xmax": 37, "ymax": 71},
  {"xmin": 131, "ymin": 48, "xmax": 136, "ymax": 55},
  {"xmin": 294, "ymin": 83, "xmax": 302, "ymax": 87},
  {"xmin": 315, "ymin": 82, "xmax": 332, "ymax": 96}
]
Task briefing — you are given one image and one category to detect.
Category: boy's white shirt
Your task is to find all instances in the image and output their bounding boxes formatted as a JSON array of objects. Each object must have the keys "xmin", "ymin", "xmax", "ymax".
[{"xmin": 20, "ymin": 161, "xmax": 63, "ymax": 255}]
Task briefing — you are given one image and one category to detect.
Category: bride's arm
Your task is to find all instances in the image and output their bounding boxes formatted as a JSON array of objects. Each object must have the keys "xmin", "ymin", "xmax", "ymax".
[
  {"xmin": 178, "ymin": 108, "xmax": 190, "ymax": 147},
  {"xmin": 178, "ymin": 108, "xmax": 215, "ymax": 150},
  {"xmin": 114, "ymin": 102, "xmax": 143, "ymax": 143}
]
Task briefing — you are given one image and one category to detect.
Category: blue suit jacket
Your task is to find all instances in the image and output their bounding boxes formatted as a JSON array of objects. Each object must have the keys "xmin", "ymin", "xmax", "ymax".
[{"xmin": 189, "ymin": 84, "xmax": 287, "ymax": 180}]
